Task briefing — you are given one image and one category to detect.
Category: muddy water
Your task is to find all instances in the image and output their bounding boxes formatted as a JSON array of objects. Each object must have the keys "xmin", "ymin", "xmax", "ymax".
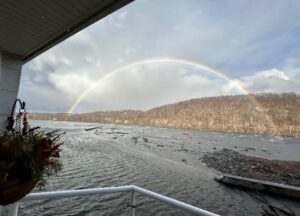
[{"xmin": 8, "ymin": 121, "xmax": 300, "ymax": 216}]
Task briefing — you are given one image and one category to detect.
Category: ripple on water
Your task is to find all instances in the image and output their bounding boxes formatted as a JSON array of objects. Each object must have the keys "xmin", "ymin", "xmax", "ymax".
[{"xmin": 12, "ymin": 121, "xmax": 300, "ymax": 216}]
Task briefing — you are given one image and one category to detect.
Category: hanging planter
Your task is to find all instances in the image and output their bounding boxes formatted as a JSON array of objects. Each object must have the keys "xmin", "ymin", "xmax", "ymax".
[{"xmin": 0, "ymin": 99, "xmax": 63, "ymax": 205}]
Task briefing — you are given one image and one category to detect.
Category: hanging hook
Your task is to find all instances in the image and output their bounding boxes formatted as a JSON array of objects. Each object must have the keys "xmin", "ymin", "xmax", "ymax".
[{"xmin": 6, "ymin": 99, "xmax": 26, "ymax": 131}]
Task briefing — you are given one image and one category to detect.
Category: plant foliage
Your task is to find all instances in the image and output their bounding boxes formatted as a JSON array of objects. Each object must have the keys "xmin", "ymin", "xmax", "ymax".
[{"xmin": 0, "ymin": 113, "xmax": 63, "ymax": 188}]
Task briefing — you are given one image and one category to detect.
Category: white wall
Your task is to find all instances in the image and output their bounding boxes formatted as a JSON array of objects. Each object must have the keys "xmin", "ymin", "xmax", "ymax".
[{"xmin": 0, "ymin": 53, "xmax": 23, "ymax": 131}]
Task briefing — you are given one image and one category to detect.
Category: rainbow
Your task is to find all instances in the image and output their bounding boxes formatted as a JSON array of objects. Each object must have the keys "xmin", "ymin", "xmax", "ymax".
[{"xmin": 67, "ymin": 57, "xmax": 278, "ymax": 133}]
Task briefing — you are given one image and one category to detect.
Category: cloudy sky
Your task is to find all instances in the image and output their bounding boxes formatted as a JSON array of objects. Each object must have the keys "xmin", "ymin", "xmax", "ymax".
[{"xmin": 18, "ymin": 0, "xmax": 300, "ymax": 113}]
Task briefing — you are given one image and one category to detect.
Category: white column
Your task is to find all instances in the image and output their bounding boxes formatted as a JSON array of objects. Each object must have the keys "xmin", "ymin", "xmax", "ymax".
[{"xmin": 0, "ymin": 53, "xmax": 23, "ymax": 131}]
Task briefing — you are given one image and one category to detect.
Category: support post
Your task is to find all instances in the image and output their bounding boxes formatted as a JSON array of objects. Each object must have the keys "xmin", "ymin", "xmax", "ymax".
[
  {"xmin": 0, "ymin": 53, "xmax": 23, "ymax": 131},
  {"xmin": 129, "ymin": 190, "xmax": 136, "ymax": 216},
  {"xmin": 8, "ymin": 202, "xmax": 19, "ymax": 216}
]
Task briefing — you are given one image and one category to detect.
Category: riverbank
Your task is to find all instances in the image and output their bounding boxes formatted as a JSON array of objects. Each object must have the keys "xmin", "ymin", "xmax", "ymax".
[
  {"xmin": 201, "ymin": 149, "xmax": 300, "ymax": 187},
  {"xmin": 30, "ymin": 93, "xmax": 300, "ymax": 137}
]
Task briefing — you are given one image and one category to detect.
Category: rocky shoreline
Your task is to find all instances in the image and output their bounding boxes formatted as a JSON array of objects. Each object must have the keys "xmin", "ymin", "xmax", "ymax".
[{"xmin": 201, "ymin": 149, "xmax": 300, "ymax": 187}]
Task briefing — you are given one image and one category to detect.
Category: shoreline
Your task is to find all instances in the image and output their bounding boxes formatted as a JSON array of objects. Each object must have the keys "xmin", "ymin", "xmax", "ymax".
[
  {"xmin": 201, "ymin": 149, "xmax": 300, "ymax": 187},
  {"xmin": 31, "ymin": 119, "xmax": 300, "ymax": 138}
]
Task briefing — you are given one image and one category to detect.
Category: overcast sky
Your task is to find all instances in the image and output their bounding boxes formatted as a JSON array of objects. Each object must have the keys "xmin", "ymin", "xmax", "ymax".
[{"xmin": 18, "ymin": 0, "xmax": 300, "ymax": 113}]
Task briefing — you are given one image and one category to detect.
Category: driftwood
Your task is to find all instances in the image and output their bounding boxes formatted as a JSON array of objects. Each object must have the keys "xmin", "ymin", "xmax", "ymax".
[
  {"xmin": 215, "ymin": 174, "xmax": 300, "ymax": 199},
  {"xmin": 84, "ymin": 126, "xmax": 102, "ymax": 131}
]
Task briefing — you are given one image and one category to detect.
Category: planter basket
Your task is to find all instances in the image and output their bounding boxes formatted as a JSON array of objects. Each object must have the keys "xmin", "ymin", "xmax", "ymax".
[
  {"xmin": 0, "ymin": 99, "xmax": 63, "ymax": 205},
  {"xmin": 0, "ymin": 178, "xmax": 37, "ymax": 205}
]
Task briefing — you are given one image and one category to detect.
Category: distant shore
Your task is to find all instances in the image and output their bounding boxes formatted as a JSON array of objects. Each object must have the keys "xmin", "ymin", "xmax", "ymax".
[
  {"xmin": 31, "ymin": 118, "xmax": 300, "ymax": 138},
  {"xmin": 30, "ymin": 93, "xmax": 300, "ymax": 137}
]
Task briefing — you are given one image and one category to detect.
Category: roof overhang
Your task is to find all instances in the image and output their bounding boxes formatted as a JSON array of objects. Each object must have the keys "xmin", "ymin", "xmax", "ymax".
[{"xmin": 0, "ymin": 0, "xmax": 133, "ymax": 63}]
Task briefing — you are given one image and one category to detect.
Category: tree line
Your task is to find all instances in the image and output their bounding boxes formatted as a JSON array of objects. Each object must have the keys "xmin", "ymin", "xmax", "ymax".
[{"xmin": 30, "ymin": 93, "xmax": 300, "ymax": 136}]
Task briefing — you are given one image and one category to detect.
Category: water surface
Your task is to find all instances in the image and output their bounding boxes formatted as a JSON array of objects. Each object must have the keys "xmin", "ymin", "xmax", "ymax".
[{"xmin": 9, "ymin": 121, "xmax": 300, "ymax": 215}]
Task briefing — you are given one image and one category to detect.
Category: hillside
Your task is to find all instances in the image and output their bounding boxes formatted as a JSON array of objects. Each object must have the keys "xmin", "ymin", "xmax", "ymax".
[{"xmin": 30, "ymin": 93, "xmax": 300, "ymax": 136}]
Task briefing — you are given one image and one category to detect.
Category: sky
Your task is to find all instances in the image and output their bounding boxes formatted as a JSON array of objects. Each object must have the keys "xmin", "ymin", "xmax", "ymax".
[{"xmin": 18, "ymin": 0, "xmax": 300, "ymax": 113}]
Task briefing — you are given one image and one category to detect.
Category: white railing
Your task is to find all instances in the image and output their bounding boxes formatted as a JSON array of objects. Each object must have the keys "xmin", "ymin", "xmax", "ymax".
[{"xmin": 8, "ymin": 185, "xmax": 219, "ymax": 216}]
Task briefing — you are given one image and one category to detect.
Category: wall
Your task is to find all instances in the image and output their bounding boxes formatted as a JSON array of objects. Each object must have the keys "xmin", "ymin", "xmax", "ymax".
[{"xmin": 0, "ymin": 53, "xmax": 23, "ymax": 130}]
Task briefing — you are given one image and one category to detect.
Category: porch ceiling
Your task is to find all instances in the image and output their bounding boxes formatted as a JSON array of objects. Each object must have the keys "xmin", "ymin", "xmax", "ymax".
[{"xmin": 0, "ymin": 0, "xmax": 133, "ymax": 62}]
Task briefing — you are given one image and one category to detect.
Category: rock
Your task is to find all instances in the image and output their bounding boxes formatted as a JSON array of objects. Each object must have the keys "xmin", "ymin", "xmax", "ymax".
[
  {"xmin": 181, "ymin": 159, "xmax": 187, "ymax": 163},
  {"xmin": 245, "ymin": 147, "xmax": 256, "ymax": 151},
  {"xmin": 132, "ymin": 136, "xmax": 139, "ymax": 143}
]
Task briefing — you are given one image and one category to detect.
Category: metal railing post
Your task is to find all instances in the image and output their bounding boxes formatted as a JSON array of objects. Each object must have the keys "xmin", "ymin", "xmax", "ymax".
[
  {"xmin": 8, "ymin": 202, "xmax": 19, "ymax": 216},
  {"xmin": 129, "ymin": 190, "xmax": 136, "ymax": 216}
]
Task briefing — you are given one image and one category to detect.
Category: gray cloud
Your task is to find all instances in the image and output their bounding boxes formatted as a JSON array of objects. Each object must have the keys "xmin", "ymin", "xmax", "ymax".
[
  {"xmin": 240, "ymin": 68, "xmax": 300, "ymax": 93},
  {"xmin": 46, "ymin": 62, "xmax": 300, "ymax": 113}
]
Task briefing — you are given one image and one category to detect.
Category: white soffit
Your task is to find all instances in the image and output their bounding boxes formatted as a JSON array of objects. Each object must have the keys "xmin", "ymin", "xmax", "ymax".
[{"xmin": 0, "ymin": 0, "xmax": 133, "ymax": 62}]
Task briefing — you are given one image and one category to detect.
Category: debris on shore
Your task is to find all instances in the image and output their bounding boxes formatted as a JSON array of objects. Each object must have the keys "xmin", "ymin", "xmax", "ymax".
[
  {"xmin": 132, "ymin": 136, "xmax": 139, "ymax": 143},
  {"xmin": 84, "ymin": 126, "xmax": 102, "ymax": 131},
  {"xmin": 201, "ymin": 149, "xmax": 300, "ymax": 187}
]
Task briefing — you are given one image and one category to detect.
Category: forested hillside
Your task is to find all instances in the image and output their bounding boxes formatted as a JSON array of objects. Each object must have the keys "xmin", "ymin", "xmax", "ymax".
[{"xmin": 31, "ymin": 93, "xmax": 300, "ymax": 136}]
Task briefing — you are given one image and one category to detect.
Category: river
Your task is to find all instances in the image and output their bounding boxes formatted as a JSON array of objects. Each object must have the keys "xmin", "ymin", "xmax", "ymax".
[{"xmin": 8, "ymin": 120, "xmax": 300, "ymax": 216}]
